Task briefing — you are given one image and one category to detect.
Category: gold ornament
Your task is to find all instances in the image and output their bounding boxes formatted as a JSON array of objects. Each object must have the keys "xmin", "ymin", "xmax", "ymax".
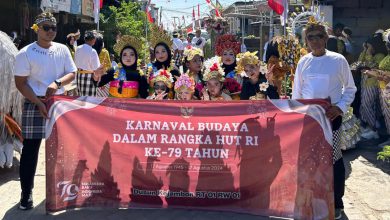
[
  {"xmin": 149, "ymin": 24, "xmax": 172, "ymax": 49},
  {"xmin": 31, "ymin": 24, "xmax": 39, "ymax": 32},
  {"xmin": 183, "ymin": 47, "xmax": 203, "ymax": 61},
  {"xmin": 236, "ymin": 51, "xmax": 260, "ymax": 74},
  {"xmin": 113, "ymin": 35, "xmax": 143, "ymax": 56},
  {"xmin": 203, "ymin": 56, "xmax": 225, "ymax": 82}
]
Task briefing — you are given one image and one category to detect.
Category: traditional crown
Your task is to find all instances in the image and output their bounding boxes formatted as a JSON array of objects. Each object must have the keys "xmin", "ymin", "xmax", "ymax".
[
  {"xmin": 236, "ymin": 51, "xmax": 260, "ymax": 74},
  {"xmin": 113, "ymin": 35, "xmax": 143, "ymax": 56},
  {"xmin": 203, "ymin": 56, "xmax": 225, "ymax": 82},
  {"xmin": 215, "ymin": 34, "xmax": 241, "ymax": 56},
  {"xmin": 149, "ymin": 69, "xmax": 174, "ymax": 88},
  {"xmin": 305, "ymin": 16, "xmax": 327, "ymax": 29},
  {"xmin": 174, "ymin": 74, "xmax": 195, "ymax": 92},
  {"xmin": 183, "ymin": 46, "xmax": 204, "ymax": 61},
  {"xmin": 149, "ymin": 24, "xmax": 172, "ymax": 49}
]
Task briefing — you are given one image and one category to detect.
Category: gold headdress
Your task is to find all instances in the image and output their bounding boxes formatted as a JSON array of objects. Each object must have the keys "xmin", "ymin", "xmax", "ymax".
[
  {"xmin": 236, "ymin": 51, "xmax": 260, "ymax": 74},
  {"xmin": 149, "ymin": 69, "xmax": 174, "ymax": 88},
  {"xmin": 183, "ymin": 46, "xmax": 204, "ymax": 61},
  {"xmin": 149, "ymin": 24, "xmax": 172, "ymax": 49},
  {"xmin": 203, "ymin": 56, "xmax": 225, "ymax": 82},
  {"xmin": 113, "ymin": 35, "xmax": 143, "ymax": 56}
]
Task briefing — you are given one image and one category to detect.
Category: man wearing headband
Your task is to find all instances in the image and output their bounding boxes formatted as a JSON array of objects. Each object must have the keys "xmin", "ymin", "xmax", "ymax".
[{"xmin": 14, "ymin": 12, "xmax": 77, "ymax": 210}]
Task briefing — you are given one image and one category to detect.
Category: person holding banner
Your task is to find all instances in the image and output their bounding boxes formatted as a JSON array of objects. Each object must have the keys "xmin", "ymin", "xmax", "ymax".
[
  {"xmin": 174, "ymin": 74, "xmax": 196, "ymax": 100},
  {"xmin": 292, "ymin": 17, "xmax": 357, "ymax": 219},
  {"xmin": 182, "ymin": 46, "xmax": 205, "ymax": 99},
  {"xmin": 236, "ymin": 51, "xmax": 279, "ymax": 100},
  {"xmin": 215, "ymin": 34, "xmax": 242, "ymax": 99},
  {"xmin": 92, "ymin": 35, "xmax": 149, "ymax": 98},
  {"xmin": 201, "ymin": 56, "xmax": 232, "ymax": 101},
  {"xmin": 93, "ymin": 33, "xmax": 112, "ymax": 97},
  {"xmin": 14, "ymin": 12, "xmax": 77, "ymax": 210},
  {"xmin": 147, "ymin": 69, "xmax": 174, "ymax": 100}
]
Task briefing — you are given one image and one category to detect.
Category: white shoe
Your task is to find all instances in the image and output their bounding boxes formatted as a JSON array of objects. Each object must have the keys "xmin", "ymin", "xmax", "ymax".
[
  {"xmin": 361, "ymin": 130, "xmax": 379, "ymax": 139},
  {"xmin": 378, "ymin": 139, "xmax": 390, "ymax": 148}
]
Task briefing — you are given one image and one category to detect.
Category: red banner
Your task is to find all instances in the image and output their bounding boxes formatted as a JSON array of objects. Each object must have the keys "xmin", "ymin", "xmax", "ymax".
[{"xmin": 46, "ymin": 96, "xmax": 335, "ymax": 219}]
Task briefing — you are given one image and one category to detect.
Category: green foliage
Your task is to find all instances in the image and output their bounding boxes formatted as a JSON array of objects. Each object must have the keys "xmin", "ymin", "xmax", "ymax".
[
  {"xmin": 99, "ymin": 2, "xmax": 149, "ymax": 60},
  {"xmin": 377, "ymin": 145, "xmax": 390, "ymax": 162}
]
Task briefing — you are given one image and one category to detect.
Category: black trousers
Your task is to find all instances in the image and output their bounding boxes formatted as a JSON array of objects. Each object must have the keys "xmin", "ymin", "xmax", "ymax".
[
  {"xmin": 334, "ymin": 158, "xmax": 345, "ymax": 209},
  {"xmin": 19, "ymin": 139, "xmax": 42, "ymax": 195}
]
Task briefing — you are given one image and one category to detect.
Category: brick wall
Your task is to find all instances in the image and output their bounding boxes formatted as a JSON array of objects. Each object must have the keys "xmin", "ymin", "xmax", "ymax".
[{"xmin": 332, "ymin": 0, "xmax": 390, "ymax": 58}]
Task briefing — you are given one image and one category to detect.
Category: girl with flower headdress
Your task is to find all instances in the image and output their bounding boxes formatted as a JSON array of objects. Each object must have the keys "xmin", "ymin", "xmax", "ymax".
[
  {"xmin": 215, "ymin": 34, "xmax": 242, "ymax": 99},
  {"xmin": 202, "ymin": 56, "xmax": 232, "ymax": 101},
  {"xmin": 182, "ymin": 46, "xmax": 204, "ymax": 99},
  {"xmin": 92, "ymin": 35, "xmax": 148, "ymax": 98},
  {"xmin": 174, "ymin": 74, "xmax": 196, "ymax": 100},
  {"xmin": 147, "ymin": 69, "xmax": 174, "ymax": 100},
  {"xmin": 237, "ymin": 52, "xmax": 279, "ymax": 100},
  {"xmin": 147, "ymin": 25, "xmax": 180, "ymax": 97}
]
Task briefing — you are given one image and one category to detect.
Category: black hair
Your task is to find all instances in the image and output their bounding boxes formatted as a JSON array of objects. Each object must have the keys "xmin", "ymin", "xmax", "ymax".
[
  {"xmin": 343, "ymin": 27, "xmax": 352, "ymax": 36},
  {"xmin": 65, "ymin": 35, "xmax": 75, "ymax": 52},
  {"xmin": 92, "ymin": 35, "xmax": 103, "ymax": 55},
  {"xmin": 153, "ymin": 42, "xmax": 172, "ymax": 69},
  {"xmin": 120, "ymin": 45, "xmax": 138, "ymax": 71},
  {"xmin": 367, "ymin": 34, "xmax": 388, "ymax": 55},
  {"xmin": 334, "ymin": 23, "xmax": 345, "ymax": 31},
  {"xmin": 84, "ymin": 31, "xmax": 96, "ymax": 41}
]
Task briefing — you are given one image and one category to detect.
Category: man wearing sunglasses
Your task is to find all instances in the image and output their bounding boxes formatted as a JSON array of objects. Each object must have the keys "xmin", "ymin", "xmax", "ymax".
[
  {"xmin": 292, "ymin": 19, "xmax": 356, "ymax": 220},
  {"xmin": 14, "ymin": 12, "xmax": 77, "ymax": 210}
]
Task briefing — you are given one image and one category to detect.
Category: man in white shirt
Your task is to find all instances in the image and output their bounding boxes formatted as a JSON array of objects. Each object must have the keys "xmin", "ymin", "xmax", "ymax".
[
  {"xmin": 172, "ymin": 32, "xmax": 184, "ymax": 68},
  {"xmin": 14, "ymin": 12, "xmax": 77, "ymax": 210},
  {"xmin": 292, "ymin": 21, "xmax": 356, "ymax": 220},
  {"xmin": 74, "ymin": 30, "xmax": 102, "ymax": 96},
  {"xmin": 191, "ymin": 29, "xmax": 206, "ymax": 51}
]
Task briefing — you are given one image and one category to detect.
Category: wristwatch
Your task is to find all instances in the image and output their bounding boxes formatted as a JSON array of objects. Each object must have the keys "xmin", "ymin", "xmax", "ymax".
[{"xmin": 54, "ymin": 79, "xmax": 62, "ymax": 89}]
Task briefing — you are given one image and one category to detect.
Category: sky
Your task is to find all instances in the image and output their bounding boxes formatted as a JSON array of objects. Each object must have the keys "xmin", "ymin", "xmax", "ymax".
[{"xmin": 151, "ymin": 0, "xmax": 240, "ymax": 31}]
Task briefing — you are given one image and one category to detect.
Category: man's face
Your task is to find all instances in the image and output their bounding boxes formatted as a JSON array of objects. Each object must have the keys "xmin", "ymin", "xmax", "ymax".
[
  {"xmin": 196, "ymin": 31, "xmax": 201, "ymax": 37},
  {"xmin": 306, "ymin": 30, "xmax": 328, "ymax": 52},
  {"xmin": 37, "ymin": 21, "xmax": 57, "ymax": 41}
]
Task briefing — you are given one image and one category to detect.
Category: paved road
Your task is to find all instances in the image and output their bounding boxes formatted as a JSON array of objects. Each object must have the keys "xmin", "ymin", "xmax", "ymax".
[{"xmin": 1, "ymin": 139, "xmax": 389, "ymax": 220}]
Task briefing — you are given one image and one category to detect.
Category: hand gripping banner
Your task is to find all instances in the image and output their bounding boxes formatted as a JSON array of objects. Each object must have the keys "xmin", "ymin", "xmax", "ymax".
[{"xmin": 45, "ymin": 96, "xmax": 335, "ymax": 219}]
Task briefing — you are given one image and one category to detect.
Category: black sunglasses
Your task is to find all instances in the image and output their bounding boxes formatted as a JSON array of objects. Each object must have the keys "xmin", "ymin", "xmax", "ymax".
[
  {"xmin": 41, "ymin": 25, "xmax": 57, "ymax": 32},
  {"xmin": 154, "ymin": 84, "xmax": 167, "ymax": 91},
  {"xmin": 307, "ymin": 34, "xmax": 325, "ymax": 41}
]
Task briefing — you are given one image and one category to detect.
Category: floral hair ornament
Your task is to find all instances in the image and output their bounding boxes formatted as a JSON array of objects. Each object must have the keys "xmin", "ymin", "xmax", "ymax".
[
  {"xmin": 215, "ymin": 34, "xmax": 241, "ymax": 56},
  {"xmin": 149, "ymin": 68, "xmax": 174, "ymax": 88},
  {"xmin": 174, "ymin": 74, "xmax": 195, "ymax": 92},
  {"xmin": 236, "ymin": 51, "xmax": 261, "ymax": 74},
  {"xmin": 259, "ymin": 82, "xmax": 270, "ymax": 91},
  {"xmin": 183, "ymin": 47, "xmax": 204, "ymax": 61},
  {"xmin": 203, "ymin": 56, "xmax": 225, "ymax": 82}
]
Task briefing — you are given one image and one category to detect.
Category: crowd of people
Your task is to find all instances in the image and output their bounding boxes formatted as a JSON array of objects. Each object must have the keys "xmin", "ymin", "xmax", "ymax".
[{"xmin": 8, "ymin": 11, "xmax": 389, "ymax": 220}]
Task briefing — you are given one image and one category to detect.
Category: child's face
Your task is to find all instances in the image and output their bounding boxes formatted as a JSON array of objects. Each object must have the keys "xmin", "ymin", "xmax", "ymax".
[
  {"xmin": 154, "ymin": 81, "xmax": 167, "ymax": 95},
  {"xmin": 206, "ymin": 78, "xmax": 222, "ymax": 97},
  {"xmin": 177, "ymin": 89, "xmax": 193, "ymax": 100},
  {"xmin": 222, "ymin": 49, "xmax": 235, "ymax": 65},
  {"xmin": 187, "ymin": 55, "xmax": 203, "ymax": 73}
]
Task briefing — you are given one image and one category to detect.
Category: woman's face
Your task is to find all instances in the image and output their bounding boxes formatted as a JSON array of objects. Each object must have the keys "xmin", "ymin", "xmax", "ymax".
[
  {"xmin": 70, "ymin": 37, "xmax": 75, "ymax": 45},
  {"xmin": 244, "ymin": 64, "xmax": 260, "ymax": 80},
  {"xmin": 206, "ymin": 78, "xmax": 222, "ymax": 97},
  {"xmin": 154, "ymin": 81, "xmax": 167, "ymax": 95},
  {"xmin": 177, "ymin": 89, "xmax": 193, "ymax": 100},
  {"xmin": 155, "ymin": 45, "xmax": 169, "ymax": 63},
  {"xmin": 187, "ymin": 55, "xmax": 203, "ymax": 72},
  {"xmin": 121, "ymin": 48, "xmax": 136, "ymax": 66},
  {"xmin": 222, "ymin": 49, "xmax": 235, "ymax": 65}
]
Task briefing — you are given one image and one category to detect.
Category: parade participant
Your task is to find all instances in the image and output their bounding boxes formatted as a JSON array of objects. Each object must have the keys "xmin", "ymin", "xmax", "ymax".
[
  {"xmin": 191, "ymin": 29, "xmax": 206, "ymax": 51},
  {"xmin": 292, "ymin": 17, "xmax": 357, "ymax": 220},
  {"xmin": 74, "ymin": 30, "xmax": 103, "ymax": 96},
  {"xmin": 237, "ymin": 52, "xmax": 279, "ymax": 100},
  {"xmin": 359, "ymin": 34, "xmax": 387, "ymax": 139},
  {"xmin": 182, "ymin": 46, "xmax": 204, "ymax": 99},
  {"xmin": 201, "ymin": 56, "xmax": 232, "ymax": 101},
  {"xmin": 14, "ymin": 12, "xmax": 77, "ymax": 210},
  {"xmin": 92, "ymin": 35, "xmax": 148, "ymax": 98},
  {"xmin": 147, "ymin": 68, "xmax": 174, "ymax": 100},
  {"xmin": 174, "ymin": 74, "xmax": 195, "ymax": 100},
  {"xmin": 147, "ymin": 25, "xmax": 180, "ymax": 97},
  {"xmin": 215, "ymin": 34, "xmax": 242, "ymax": 99},
  {"xmin": 172, "ymin": 31, "xmax": 184, "ymax": 68},
  {"xmin": 65, "ymin": 33, "xmax": 76, "ymax": 59},
  {"xmin": 92, "ymin": 33, "xmax": 112, "ymax": 97}
]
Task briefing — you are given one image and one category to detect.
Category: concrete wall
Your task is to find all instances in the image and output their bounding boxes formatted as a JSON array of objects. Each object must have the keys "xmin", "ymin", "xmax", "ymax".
[{"xmin": 332, "ymin": 0, "xmax": 390, "ymax": 57}]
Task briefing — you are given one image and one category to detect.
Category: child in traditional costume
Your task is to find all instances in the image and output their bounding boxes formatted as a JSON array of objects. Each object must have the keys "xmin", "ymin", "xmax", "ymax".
[
  {"xmin": 215, "ymin": 34, "xmax": 242, "ymax": 99},
  {"xmin": 237, "ymin": 52, "xmax": 279, "ymax": 100},
  {"xmin": 182, "ymin": 46, "xmax": 204, "ymax": 99},
  {"xmin": 147, "ymin": 68, "xmax": 174, "ymax": 100},
  {"xmin": 174, "ymin": 74, "xmax": 196, "ymax": 100},
  {"xmin": 92, "ymin": 35, "xmax": 148, "ymax": 98},
  {"xmin": 201, "ymin": 56, "xmax": 232, "ymax": 101}
]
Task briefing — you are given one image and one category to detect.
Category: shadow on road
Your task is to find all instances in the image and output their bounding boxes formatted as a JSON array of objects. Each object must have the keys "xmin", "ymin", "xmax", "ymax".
[{"xmin": 0, "ymin": 157, "xmax": 20, "ymax": 185}]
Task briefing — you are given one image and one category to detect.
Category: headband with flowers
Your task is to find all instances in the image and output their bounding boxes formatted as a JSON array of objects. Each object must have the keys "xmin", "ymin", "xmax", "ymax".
[
  {"xmin": 149, "ymin": 69, "xmax": 174, "ymax": 88},
  {"xmin": 174, "ymin": 74, "xmax": 195, "ymax": 92},
  {"xmin": 203, "ymin": 56, "xmax": 225, "ymax": 82},
  {"xmin": 183, "ymin": 46, "xmax": 204, "ymax": 61},
  {"xmin": 31, "ymin": 13, "xmax": 56, "ymax": 32},
  {"xmin": 236, "ymin": 51, "xmax": 261, "ymax": 74}
]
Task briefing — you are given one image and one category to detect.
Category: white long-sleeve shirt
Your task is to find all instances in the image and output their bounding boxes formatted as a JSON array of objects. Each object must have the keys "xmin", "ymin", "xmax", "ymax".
[
  {"xmin": 292, "ymin": 50, "xmax": 357, "ymax": 113},
  {"xmin": 74, "ymin": 44, "xmax": 100, "ymax": 71}
]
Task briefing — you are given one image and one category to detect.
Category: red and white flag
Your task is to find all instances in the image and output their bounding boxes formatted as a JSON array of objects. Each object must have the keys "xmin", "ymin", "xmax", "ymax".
[
  {"xmin": 267, "ymin": 0, "xmax": 287, "ymax": 15},
  {"xmin": 205, "ymin": 0, "xmax": 221, "ymax": 17}
]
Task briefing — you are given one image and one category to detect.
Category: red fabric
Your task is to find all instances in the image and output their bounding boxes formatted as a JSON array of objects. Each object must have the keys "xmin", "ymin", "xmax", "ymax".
[
  {"xmin": 99, "ymin": 0, "xmax": 103, "ymax": 9},
  {"xmin": 267, "ymin": 0, "xmax": 285, "ymax": 15},
  {"xmin": 198, "ymin": 4, "xmax": 200, "ymax": 17},
  {"xmin": 45, "ymin": 96, "xmax": 334, "ymax": 219},
  {"xmin": 215, "ymin": 34, "xmax": 241, "ymax": 56},
  {"xmin": 192, "ymin": 7, "xmax": 195, "ymax": 20}
]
